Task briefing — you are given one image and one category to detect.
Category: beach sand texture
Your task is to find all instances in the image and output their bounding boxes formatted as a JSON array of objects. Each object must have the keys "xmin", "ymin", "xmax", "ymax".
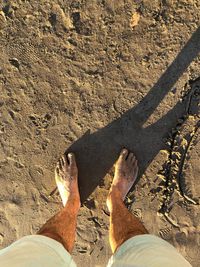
[{"xmin": 0, "ymin": 1, "xmax": 199, "ymax": 266}]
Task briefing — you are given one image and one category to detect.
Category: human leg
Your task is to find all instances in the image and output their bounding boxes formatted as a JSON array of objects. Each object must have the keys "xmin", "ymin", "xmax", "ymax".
[
  {"xmin": 106, "ymin": 149, "xmax": 191, "ymax": 267},
  {"xmin": 107, "ymin": 149, "xmax": 148, "ymax": 253},
  {"xmin": 38, "ymin": 153, "xmax": 80, "ymax": 253}
]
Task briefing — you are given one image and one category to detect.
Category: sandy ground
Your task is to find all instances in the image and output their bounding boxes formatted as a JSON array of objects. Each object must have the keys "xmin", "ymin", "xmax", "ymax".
[{"xmin": 0, "ymin": 0, "xmax": 200, "ymax": 266}]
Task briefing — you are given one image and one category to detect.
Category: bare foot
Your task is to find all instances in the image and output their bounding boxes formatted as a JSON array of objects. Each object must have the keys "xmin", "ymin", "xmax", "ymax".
[
  {"xmin": 55, "ymin": 153, "xmax": 80, "ymax": 209},
  {"xmin": 107, "ymin": 149, "xmax": 138, "ymax": 211}
]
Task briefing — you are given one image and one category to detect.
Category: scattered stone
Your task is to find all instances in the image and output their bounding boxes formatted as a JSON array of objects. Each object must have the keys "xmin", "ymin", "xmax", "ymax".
[
  {"xmin": 50, "ymin": 4, "xmax": 74, "ymax": 30},
  {"xmin": 0, "ymin": 11, "xmax": 6, "ymax": 22},
  {"xmin": 9, "ymin": 58, "xmax": 20, "ymax": 69},
  {"xmin": 130, "ymin": 11, "xmax": 140, "ymax": 29}
]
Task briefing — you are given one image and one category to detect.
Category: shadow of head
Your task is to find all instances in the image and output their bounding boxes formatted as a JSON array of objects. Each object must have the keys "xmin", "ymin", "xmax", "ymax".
[{"xmin": 66, "ymin": 27, "xmax": 200, "ymax": 202}]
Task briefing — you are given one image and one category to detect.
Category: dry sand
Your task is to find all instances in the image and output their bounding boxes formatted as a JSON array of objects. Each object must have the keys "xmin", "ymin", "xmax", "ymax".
[{"xmin": 0, "ymin": 1, "xmax": 200, "ymax": 266}]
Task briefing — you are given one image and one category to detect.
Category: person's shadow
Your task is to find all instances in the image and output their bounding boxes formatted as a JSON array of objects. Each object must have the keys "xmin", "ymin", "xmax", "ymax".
[{"xmin": 66, "ymin": 27, "xmax": 200, "ymax": 202}]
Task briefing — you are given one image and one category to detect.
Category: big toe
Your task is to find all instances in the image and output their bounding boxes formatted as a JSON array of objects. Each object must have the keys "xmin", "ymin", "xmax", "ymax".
[
  {"xmin": 118, "ymin": 148, "xmax": 128, "ymax": 161},
  {"xmin": 68, "ymin": 153, "xmax": 76, "ymax": 166}
]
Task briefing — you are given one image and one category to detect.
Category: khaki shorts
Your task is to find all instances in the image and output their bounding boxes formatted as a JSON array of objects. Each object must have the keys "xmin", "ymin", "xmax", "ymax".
[
  {"xmin": 0, "ymin": 234, "xmax": 191, "ymax": 267},
  {"xmin": 107, "ymin": 234, "xmax": 192, "ymax": 267}
]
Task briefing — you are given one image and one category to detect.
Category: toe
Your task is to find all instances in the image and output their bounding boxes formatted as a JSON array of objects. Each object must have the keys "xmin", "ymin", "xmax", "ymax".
[
  {"xmin": 131, "ymin": 156, "xmax": 137, "ymax": 164},
  {"xmin": 60, "ymin": 157, "xmax": 64, "ymax": 167},
  {"xmin": 119, "ymin": 148, "xmax": 128, "ymax": 160},
  {"xmin": 57, "ymin": 160, "xmax": 62, "ymax": 170},
  {"xmin": 134, "ymin": 165, "xmax": 139, "ymax": 176},
  {"xmin": 128, "ymin": 152, "xmax": 134, "ymax": 162},
  {"xmin": 68, "ymin": 153, "xmax": 76, "ymax": 167},
  {"xmin": 133, "ymin": 159, "xmax": 138, "ymax": 170},
  {"xmin": 62, "ymin": 154, "xmax": 68, "ymax": 166}
]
